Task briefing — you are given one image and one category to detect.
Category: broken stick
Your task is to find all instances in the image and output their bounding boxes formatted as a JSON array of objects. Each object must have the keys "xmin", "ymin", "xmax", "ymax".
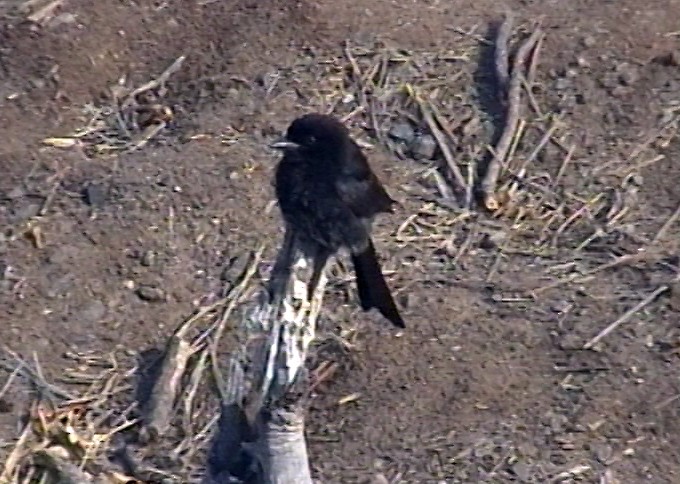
[
  {"xmin": 139, "ymin": 334, "xmax": 194, "ymax": 442},
  {"xmin": 481, "ymin": 20, "xmax": 543, "ymax": 211},
  {"xmin": 204, "ymin": 235, "xmax": 328, "ymax": 484},
  {"xmin": 583, "ymin": 278, "xmax": 677, "ymax": 350}
]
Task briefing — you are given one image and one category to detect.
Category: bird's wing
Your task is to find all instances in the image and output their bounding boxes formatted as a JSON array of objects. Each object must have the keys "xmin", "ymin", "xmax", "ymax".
[{"xmin": 336, "ymin": 143, "xmax": 396, "ymax": 218}]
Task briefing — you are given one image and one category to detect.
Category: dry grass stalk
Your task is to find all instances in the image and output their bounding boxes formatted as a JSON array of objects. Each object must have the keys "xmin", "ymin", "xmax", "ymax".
[
  {"xmin": 41, "ymin": 56, "xmax": 186, "ymax": 157},
  {"xmin": 407, "ymin": 85, "xmax": 468, "ymax": 192}
]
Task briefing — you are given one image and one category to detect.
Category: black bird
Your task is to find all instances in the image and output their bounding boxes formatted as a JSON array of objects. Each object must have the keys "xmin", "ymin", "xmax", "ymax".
[{"xmin": 269, "ymin": 113, "xmax": 405, "ymax": 328}]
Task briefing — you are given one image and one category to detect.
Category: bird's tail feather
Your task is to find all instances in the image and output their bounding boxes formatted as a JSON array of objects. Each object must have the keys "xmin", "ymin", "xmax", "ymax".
[{"xmin": 351, "ymin": 240, "xmax": 405, "ymax": 328}]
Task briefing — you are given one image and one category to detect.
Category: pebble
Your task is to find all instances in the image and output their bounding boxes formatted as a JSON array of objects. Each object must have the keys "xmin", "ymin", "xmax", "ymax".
[
  {"xmin": 600, "ymin": 72, "xmax": 619, "ymax": 90},
  {"xmin": 575, "ymin": 56, "xmax": 590, "ymax": 68},
  {"xmin": 221, "ymin": 253, "xmax": 251, "ymax": 285},
  {"xmin": 0, "ymin": 398, "xmax": 13, "ymax": 413},
  {"xmin": 653, "ymin": 50, "xmax": 680, "ymax": 67},
  {"xmin": 594, "ymin": 442, "xmax": 614, "ymax": 464},
  {"xmin": 550, "ymin": 413, "xmax": 568, "ymax": 433},
  {"xmin": 555, "ymin": 77, "xmax": 570, "ymax": 91},
  {"xmin": 564, "ymin": 68, "xmax": 579, "ymax": 78},
  {"xmin": 582, "ymin": 35, "xmax": 597, "ymax": 48},
  {"xmin": 83, "ymin": 184, "xmax": 107, "ymax": 207},
  {"xmin": 409, "ymin": 134, "xmax": 437, "ymax": 160},
  {"xmin": 388, "ymin": 121, "xmax": 415, "ymax": 143},
  {"xmin": 136, "ymin": 285, "xmax": 166, "ymax": 302},
  {"xmin": 479, "ymin": 230, "xmax": 506, "ymax": 250},
  {"xmin": 550, "ymin": 300, "xmax": 572, "ymax": 314},
  {"xmin": 611, "ymin": 84, "xmax": 634, "ymax": 97},
  {"xmin": 141, "ymin": 250, "xmax": 156, "ymax": 267},
  {"xmin": 616, "ymin": 62, "xmax": 640, "ymax": 86},
  {"xmin": 512, "ymin": 461, "xmax": 533, "ymax": 482},
  {"xmin": 549, "ymin": 452, "xmax": 567, "ymax": 465}
]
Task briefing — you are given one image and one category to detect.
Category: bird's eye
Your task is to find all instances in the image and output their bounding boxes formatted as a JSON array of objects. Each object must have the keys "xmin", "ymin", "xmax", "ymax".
[{"xmin": 307, "ymin": 135, "xmax": 317, "ymax": 144}]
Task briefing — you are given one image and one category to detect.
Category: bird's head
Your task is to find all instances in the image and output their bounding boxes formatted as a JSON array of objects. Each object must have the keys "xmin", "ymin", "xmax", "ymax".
[{"xmin": 270, "ymin": 113, "xmax": 350, "ymax": 156}]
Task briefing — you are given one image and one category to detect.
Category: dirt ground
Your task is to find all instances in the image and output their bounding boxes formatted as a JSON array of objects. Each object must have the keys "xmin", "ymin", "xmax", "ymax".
[{"xmin": 1, "ymin": 0, "xmax": 679, "ymax": 482}]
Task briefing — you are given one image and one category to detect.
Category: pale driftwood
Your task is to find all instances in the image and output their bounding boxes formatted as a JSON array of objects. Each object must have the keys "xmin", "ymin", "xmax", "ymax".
[{"xmin": 204, "ymin": 234, "xmax": 327, "ymax": 483}]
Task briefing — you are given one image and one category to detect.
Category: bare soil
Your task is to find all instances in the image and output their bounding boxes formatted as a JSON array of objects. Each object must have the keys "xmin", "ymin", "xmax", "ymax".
[{"xmin": 1, "ymin": 0, "xmax": 679, "ymax": 482}]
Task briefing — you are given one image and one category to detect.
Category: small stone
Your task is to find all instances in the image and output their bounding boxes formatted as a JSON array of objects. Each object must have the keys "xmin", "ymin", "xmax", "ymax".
[
  {"xmin": 616, "ymin": 62, "xmax": 640, "ymax": 86},
  {"xmin": 549, "ymin": 452, "xmax": 567, "ymax": 465},
  {"xmin": 653, "ymin": 51, "xmax": 680, "ymax": 67},
  {"xmin": 610, "ymin": 85, "xmax": 633, "ymax": 98},
  {"xmin": 550, "ymin": 413, "xmax": 568, "ymax": 433},
  {"xmin": 555, "ymin": 77, "xmax": 570, "ymax": 90},
  {"xmin": 30, "ymin": 78, "xmax": 46, "ymax": 90},
  {"xmin": 409, "ymin": 134, "xmax": 437, "ymax": 160},
  {"xmin": 136, "ymin": 285, "xmax": 166, "ymax": 302},
  {"xmin": 157, "ymin": 174, "xmax": 172, "ymax": 187},
  {"xmin": 398, "ymin": 292, "xmax": 419, "ymax": 310},
  {"xmin": 512, "ymin": 461, "xmax": 533, "ymax": 482},
  {"xmin": 83, "ymin": 184, "xmax": 107, "ymax": 207},
  {"xmin": 628, "ymin": 173, "xmax": 644, "ymax": 186},
  {"xmin": 593, "ymin": 442, "xmax": 613, "ymax": 464},
  {"xmin": 575, "ymin": 56, "xmax": 590, "ymax": 68},
  {"xmin": 0, "ymin": 398, "xmax": 13, "ymax": 413},
  {"xmin": 565, "ymin": 68, "xmax": 579, "ymax": 78},
  {"xmin": 550, "ymin": 300, "xmax": 572, "ymax": 314},
  {"xmin": 479, "ymin": 230, "xmax": 506, "ymax": 250},
  {"xmin": 388, "ymin": 121, "xmax": 415, "ymax": 143},
  {"xmin": 582, "ymin": 36, "xmax": 596, "ymax": 48},
  {"xmin": 221, "ymin": 253, "xmax": 251, "ymax": 285},
  {"xmin": 599, "ymin": 72, "xmax": 619, "ymax": 89},
  {"xmin": 141, "ymin": 250, "xmax": 155, "ymax": 267}
]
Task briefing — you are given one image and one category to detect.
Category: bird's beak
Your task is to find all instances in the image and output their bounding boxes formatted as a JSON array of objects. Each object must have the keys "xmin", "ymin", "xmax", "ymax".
[{"xmin": 269, "ymin": 138, "xmax": 300, "ymax": 150}]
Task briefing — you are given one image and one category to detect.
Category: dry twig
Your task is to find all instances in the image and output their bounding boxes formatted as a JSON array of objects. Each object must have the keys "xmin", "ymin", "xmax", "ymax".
[
  {"xmin": 139, "ymin": 334, "xmax": 195, "ymax": 442},
  {"xmin": 480, "ymin": 22, "xmax": 543, "ymax": 211},
  {"xmin": 583, "ymin": 276, "xmax": 678, "ymax": 349},
  {"xmin": 408, "ymin": 85, "xmax": 468, "ymax": 194}
]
